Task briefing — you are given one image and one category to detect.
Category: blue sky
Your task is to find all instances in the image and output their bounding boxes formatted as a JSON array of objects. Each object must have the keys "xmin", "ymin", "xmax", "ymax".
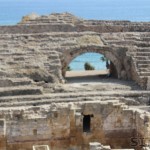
[{"xmin": 0, "ymin": 0, "xmax": 150, "ymax": 24}]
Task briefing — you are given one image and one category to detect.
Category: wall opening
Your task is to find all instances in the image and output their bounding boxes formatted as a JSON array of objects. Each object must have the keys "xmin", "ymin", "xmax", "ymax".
[
  {"xmin": 68, "ymin": 53, "xmax": 108, "ymax": 71},
  {"xmin": 83, "ymin": 115, "xmax": 91, "ymax": 132},
  {"xmin": 64, "ymin": 52, "xmax": 118, "ymax": 83}
]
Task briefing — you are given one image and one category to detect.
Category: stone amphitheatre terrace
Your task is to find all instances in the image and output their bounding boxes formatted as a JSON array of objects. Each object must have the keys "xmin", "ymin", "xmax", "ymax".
[{"xmin": 0, "ymin": 12, "xmax": 150, "ymax": 150}]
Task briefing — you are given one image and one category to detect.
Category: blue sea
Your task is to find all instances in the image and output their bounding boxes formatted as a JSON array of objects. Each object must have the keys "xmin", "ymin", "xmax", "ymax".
[{"xmin": 0, "ymin": 0, "xmax": 150, "ymax": 70}]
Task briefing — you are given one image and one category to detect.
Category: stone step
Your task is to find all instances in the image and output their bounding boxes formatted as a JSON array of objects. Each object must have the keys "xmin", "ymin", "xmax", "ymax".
[
  {"xmin": 47, "ymin": 55, "xmax": 59, "ymax": 60},
  {"xmin": 0, "ymin": 100, "xmax": 121, "ymax": 111},
  {"xmin": 12, "ymin": 55, "xmax": 35, "ymax": 61},
  {"xmin": 124, "ymin": 37, "xmax": 140, "ymax": 41},
  {"xmin": 138, "ymin": 68, "xmax": 150, "ymax": 72},
  {"xmin": 137, "ymin": 48, "xmax": 150, "ymax": 52},
  {"xmin": 136, "ymin": 42, "xmax": 150, "ymax": 47},
  {"xmin": 136, "ymin": 60, "xmax": 150, "ymax": 64},
  {"xmin": 0, "ymin": 89, "xmax": 150, "ymax": 108},
  {"xmin": 0, "ymin": 96, "xmax": 121, "ymax": 107},
  {"xmin": 0, "ymin": 49, "xmax": 11, "ymax": 54},
  {"xmin": 138, "ymin": 72, "xmax": 150, "ymax": 76},
  {"xmin": 0, "ymin": 95, "xmax": 117, "ymax": 103},
  {"xmin": 140, "ymin": 37, "xmax": 150, "ymax": 41},
  {"xmin": 134, "ymin": 56, "xmax": 150, "ymax": 61},
  {"xmin": 0, "ymin": 77, "xmax": 33, "ymax": 87},
  {"xmin": 0, "ymin": 90, "xmax": 149, "ymax": 102},
  {"xmin": 48, "ymin": 59, "xmax": 60, "ymax": 64},
  {"xmin": 107, "ymin": 40, "xmax": 134, "ymax": 46},
  {"xmin": 40, "ymin": 49, "xmax": 59, "ymax": 53},
  {"xmin": 137, "ymin": 64, "xmax": 150, "ymax": 68},
  {"xmin": 136, "ymin": 52, "xmax": 150, "ymax": 56},
  {"xmin": 0, "ymin": 86, "xmax": 43, "ymax": 97}
]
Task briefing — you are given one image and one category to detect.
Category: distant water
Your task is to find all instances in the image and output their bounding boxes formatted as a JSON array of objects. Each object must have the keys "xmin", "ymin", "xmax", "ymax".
[
  {"xmin": 0, "ymin": 0, "xmax": 150, "ymax": 70},
  {"xmin": 70, "ymin": 53, "xmax": 106, "ymax": 70}
]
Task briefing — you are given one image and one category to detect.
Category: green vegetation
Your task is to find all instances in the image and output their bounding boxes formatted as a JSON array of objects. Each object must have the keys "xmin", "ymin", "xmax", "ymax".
[
  {"xmin": 100, "ymin": 56, "xmax": 110, "ymax": 69},
  {"xmin": 67, "ymin": 66, "xmax": 72, "ymax": 71},
  {"xmin": 84, "ymin": 62, "xmax": 95, "ymax": 70}
]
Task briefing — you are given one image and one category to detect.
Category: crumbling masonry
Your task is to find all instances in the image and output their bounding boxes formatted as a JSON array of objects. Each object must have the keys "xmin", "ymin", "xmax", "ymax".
[{"xmin": 0, "ymin": 13, "xmax": 150, "ymax": 150}]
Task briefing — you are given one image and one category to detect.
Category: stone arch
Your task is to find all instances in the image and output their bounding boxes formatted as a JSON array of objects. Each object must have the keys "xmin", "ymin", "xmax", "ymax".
[{"xmin": 61, "ymin": 45, "xmax": 123, "ymax": 79}]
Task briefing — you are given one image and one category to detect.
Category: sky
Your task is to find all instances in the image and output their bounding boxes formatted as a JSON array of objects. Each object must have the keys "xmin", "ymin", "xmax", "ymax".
[{"xmin": 0, "ymin": 0, "xmax": 150, "ymax": 25}]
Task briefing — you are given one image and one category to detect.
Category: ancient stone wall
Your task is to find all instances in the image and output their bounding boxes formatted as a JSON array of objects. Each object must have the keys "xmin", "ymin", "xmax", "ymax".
[
  {"xmin": 0, "ymin": 23, "xmax": 150, "ymax": 34},
  {"xmin": 0, "ymin": 13, "xmax": 149, "ymax": 150},
  {"xmin": 0, "ymin": 31, "xmax": 149, "ymax": 88},
  {"xmin": 0, "ymin": 13, "xmax": 149, "ymax": 88},
  {"xmin": 0, "ymin": 101, "xmax": 149, "ymax": 150}
]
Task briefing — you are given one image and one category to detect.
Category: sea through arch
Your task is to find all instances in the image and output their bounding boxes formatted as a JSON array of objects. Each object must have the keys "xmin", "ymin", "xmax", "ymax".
[
  {"xmin": 68, "ymin": 52, "xmax": 108, "ymax": 71},
  {"xmin": 65, "ymin": 52, "xmax": 115, "ymax": 83},
  {"xmin": 61, "ymin": 46, "xmax": 120, "ymax": 82}
]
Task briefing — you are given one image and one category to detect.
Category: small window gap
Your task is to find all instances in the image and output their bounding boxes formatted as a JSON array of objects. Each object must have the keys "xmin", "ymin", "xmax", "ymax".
[{"xmin": 83, "ymin": 115, "xmax": 91, "ymax": 132}]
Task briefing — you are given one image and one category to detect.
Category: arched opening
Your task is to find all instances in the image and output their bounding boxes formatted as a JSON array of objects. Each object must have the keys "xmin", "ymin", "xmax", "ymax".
[
  {"xmin": 68, "ymin": 53, "xmax": 108, "ymax": 71},
  {"xmin": 64, "ymin": 52, "xmax": 118, "ymax": 83},
  {"xmin": 59, "ymin": 46, "xmax": 141, "ymax": 90},
  {"xmin": 61, "ymin": 46, "xmax": 122, "ymax": 81},
  {"xmin": 60, "ymin": 46, "xmax": 141, "ymax": 90}
]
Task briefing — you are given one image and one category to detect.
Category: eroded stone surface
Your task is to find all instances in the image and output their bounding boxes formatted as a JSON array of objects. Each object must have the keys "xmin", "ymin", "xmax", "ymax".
[
  {"xmin": 0, "ymin": 101, "xmax": 149, "ymax": 150},
  {"xmin": 0, "ymin": 13, "xmax": 149, "ymax": 150}
]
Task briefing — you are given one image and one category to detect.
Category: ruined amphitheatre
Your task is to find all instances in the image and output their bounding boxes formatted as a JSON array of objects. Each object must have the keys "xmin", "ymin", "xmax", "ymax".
[{"xmin": 0, "ymin": 12, "xmax": 150, "ymax": 150}]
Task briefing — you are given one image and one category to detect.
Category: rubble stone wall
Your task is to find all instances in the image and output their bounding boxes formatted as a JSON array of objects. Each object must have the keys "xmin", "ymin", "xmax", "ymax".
[
  {"xmin": 0, "ymin": 32, "xmax": 148, "ymax": 88},
  {"xmin": 0, "ymin": 101, "xmax": 149, "ymax": 150},
  {"xmin": 0, "ymin": 13, "xmax": 149, "ymax": 88}
]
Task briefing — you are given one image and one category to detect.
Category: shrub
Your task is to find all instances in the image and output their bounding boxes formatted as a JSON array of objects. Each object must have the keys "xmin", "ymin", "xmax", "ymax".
[
  {"xmin": 67, "ymin": 66, "xmax": 71, "ymax": 71},
  {"xmin": 84, "ymin": 62, "xmax": 95, "ymax": 70}
]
